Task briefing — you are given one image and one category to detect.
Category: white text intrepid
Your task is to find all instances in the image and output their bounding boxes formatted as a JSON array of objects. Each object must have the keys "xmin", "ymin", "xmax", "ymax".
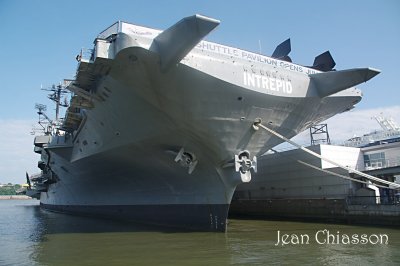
[{"xmin": 243, "ymin": 72, "xmax": 293, "ymax": 94}]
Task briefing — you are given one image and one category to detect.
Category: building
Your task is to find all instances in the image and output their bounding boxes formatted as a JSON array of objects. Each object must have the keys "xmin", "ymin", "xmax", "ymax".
[{"xmin": 230, "ymin": 130, "xmax": 400, "ymax": 226}]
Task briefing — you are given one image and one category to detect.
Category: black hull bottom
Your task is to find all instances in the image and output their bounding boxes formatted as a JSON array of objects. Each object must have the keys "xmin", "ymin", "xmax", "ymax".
[{"xmin": 40, "ymin": 203, "xmax": 230, "ymax": 232}]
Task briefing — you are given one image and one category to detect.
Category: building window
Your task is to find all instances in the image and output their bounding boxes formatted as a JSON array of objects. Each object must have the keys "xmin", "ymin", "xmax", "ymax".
[{"xmin": 364, "ymin": 152, "xmax": 386, "ymax": 169}]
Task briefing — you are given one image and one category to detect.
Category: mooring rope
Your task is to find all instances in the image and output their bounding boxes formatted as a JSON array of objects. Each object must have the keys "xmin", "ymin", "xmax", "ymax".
[
  {"xmin": 268, "ymin": 148, "xmax": 394, "ymax": 190},
  {"xmin": 258, "ymin": 123, "xmax": 400, "ymax": 190}
]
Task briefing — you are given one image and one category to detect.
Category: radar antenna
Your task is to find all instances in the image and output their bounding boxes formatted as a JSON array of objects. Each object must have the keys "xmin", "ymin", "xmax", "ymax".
[
  {"xmin": 42, "ymin": 83, "xmax": 69, "ymax": 121},
  {"xmin": 32, "ymin": 103, "xmax": 53, "ymax": 134},
  {"xmin": 33, "ymin": 82, "xmax": 71, "ymax": 135}
]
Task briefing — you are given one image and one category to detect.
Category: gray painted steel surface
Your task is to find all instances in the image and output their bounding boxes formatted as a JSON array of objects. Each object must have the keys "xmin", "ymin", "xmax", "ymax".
[{"xmin": 32, "ymin": 15, "xmax": 379, "ymax": 231}]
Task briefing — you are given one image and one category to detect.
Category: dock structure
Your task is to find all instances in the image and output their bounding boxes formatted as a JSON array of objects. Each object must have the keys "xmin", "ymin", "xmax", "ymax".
[
  {"xmin": 0, "ymin": 195, "xmax": 33, "ymax": 200},
  {"xmin": 230, "ymin": 142, "xmax": 400, "ymax": 226}
]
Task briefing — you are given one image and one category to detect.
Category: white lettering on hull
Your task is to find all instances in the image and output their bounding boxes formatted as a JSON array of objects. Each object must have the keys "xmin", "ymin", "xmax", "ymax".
[{"xmin": 243, "ymin": 72, "xmax": 293, "ymax": 94}]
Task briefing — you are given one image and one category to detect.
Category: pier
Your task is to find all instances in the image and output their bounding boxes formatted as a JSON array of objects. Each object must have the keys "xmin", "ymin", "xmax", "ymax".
[
  {"xmin": 231, "ymin": 141, "xmax": 400, "ymax": 227},
  {"xmin": 0, "ymin": 195, "xmax": 33, "ymax": 200}
]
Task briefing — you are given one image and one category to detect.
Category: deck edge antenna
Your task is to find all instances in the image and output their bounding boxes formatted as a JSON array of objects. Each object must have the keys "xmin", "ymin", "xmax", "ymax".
[{"xmin": 42, "ymin": 83, "xmax": 70, "ymax": 121}]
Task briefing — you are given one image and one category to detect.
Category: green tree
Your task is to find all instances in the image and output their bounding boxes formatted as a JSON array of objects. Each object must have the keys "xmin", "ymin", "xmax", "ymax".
[{"xmin": 0, "ymin": 186, "xmax": 16, "ymax": 195}]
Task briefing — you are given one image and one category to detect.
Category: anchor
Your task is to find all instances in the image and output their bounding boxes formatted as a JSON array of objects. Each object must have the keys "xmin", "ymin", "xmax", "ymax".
[
  {"xmin": 234, "ymin": 150, "xmax": 257, "ymax": 182},
  {"xmin": 174, "ymin": 147, "xmax": 198, "ymax": 174}
]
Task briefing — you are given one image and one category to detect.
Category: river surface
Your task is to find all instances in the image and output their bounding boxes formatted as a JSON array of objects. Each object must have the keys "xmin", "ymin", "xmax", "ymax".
[{"xmin": 0, "ymin": 199, "xmax": 399, "ymax": 265}]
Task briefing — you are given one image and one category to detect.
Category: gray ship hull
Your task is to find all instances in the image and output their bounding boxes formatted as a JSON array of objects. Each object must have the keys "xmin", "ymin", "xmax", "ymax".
[
  {"xmin": 40, "ymin": 203, "xmax": 229, "ymax": 231},
  {"xmin": 39, "ymin": 64, "xmax": 359, "ymax": 231},
  {"xmin": 33, "ymin": 16, "xmax": 378, "ymax": 231}
]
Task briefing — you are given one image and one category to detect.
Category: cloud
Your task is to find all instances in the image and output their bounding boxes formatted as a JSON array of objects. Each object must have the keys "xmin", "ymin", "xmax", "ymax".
[{"xmin": 0, "ymin": 119, "xmax": 40, "ymax": 184}]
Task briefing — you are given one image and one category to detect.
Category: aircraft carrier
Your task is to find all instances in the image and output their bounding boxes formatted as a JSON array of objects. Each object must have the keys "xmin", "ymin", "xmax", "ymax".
[{"xmin": 29, "ymin": 15, "xmax": 379, "ymax": 231}]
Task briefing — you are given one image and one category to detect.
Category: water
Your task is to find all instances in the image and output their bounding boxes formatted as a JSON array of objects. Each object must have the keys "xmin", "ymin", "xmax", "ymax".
[{"xmin": 1, "ymin": 200, "xmax": 399, "ymax": 265}]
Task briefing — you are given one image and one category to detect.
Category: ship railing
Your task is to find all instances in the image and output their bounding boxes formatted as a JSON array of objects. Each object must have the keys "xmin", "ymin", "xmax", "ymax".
[
  {"xmin": 347, "ymin": 195, "xmax": 400, "ymax": 205},
  {"xmin": 97, "ymin": 21, "xmax": 121, "ymax": 39},
  {"xmin": 77, "ymin": 48, "xmax": 94, "ymax": 63}
]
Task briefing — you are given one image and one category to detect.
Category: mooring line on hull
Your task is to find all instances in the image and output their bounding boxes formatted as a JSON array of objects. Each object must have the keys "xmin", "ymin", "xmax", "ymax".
[
  {"xmin": 257, "ymin": 123, "xmax": 400, "ymax": 190},
  {"xmin": 297, "ymin": 159, "xmax": 394, "ymax": 190},
  {"xmin": 268, "ymin": 148, "xmax": 394, "ymax": 190}
]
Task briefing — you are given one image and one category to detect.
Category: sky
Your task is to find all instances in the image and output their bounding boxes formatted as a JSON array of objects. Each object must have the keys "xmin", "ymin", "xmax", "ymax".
[{"xmin": 0, "ymin": 0, "xmax": 399, "ymax": 184}]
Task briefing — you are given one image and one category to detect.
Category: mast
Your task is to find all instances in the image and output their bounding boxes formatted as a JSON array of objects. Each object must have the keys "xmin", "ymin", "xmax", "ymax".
[
  {"xmin": 45, "ymin": 83, "xmax": 69, "ymax": 122},
  {"xmin": 33, "ymin": 83, "xmax": 70, "ymax": 135}
]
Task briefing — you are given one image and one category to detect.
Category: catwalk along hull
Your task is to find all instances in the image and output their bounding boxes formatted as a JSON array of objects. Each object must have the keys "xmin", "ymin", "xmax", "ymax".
[{"xmin": 34, "ymin": 15, "xmax": 379, "ymax": 231}]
